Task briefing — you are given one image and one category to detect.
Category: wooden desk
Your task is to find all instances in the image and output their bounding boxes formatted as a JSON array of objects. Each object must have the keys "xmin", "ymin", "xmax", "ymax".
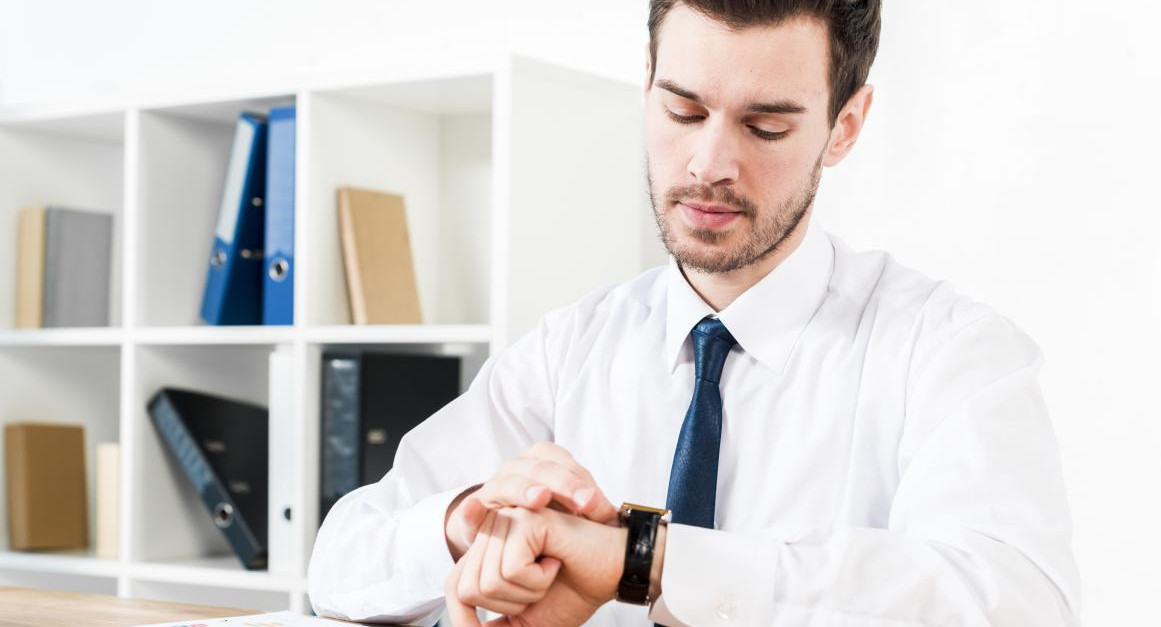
[{"xmin": 0, "ymin": 587, "xmax": 253, "ymax": 627}]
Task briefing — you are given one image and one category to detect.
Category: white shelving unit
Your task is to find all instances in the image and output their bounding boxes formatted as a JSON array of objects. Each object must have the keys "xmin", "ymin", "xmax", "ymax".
[{"xmin": 0, "ymin": 55, "xmax": 666, "ymax": 613}]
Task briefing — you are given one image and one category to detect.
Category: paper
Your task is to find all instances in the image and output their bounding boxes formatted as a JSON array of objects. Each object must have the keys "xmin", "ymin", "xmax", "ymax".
[{"xmin": 135, "ymin": 611, "xmax": 354, "ymax": 627}]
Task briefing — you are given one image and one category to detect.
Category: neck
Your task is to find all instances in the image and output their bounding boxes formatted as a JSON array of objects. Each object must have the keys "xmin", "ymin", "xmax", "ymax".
[{"xmin": 681, "ymin": 214, "xmax": 812, "ymax": 312}]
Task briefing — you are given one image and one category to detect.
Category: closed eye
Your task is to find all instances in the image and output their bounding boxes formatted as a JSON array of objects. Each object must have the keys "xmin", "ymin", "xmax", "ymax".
[
  {"xmin": 665, "ymin": 109, "xmax": 703, "ymax": 125},
  {"xmin": 749, "ymin": 126, "xmax": 789, "ymax": 141},
  {"xmin": 666, "ymin": 109, "xmax": 789, "ymax": 142}
]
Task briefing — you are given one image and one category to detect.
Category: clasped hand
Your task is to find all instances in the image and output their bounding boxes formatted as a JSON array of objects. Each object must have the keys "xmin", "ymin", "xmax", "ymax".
[{"xmin": 443, "ymin": 443, "xmax": 627, "ymax": 626}]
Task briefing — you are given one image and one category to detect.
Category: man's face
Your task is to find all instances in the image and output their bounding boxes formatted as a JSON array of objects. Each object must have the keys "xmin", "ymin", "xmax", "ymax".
[{"xmin": 645, "ymin": 7, "xmax": 835, "ymax": 274}]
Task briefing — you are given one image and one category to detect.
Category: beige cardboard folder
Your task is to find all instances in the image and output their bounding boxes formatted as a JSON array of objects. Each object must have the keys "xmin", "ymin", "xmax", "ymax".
[{"xmin": 337, "ymin": 187, "xmax": 423, "ymax": 325}]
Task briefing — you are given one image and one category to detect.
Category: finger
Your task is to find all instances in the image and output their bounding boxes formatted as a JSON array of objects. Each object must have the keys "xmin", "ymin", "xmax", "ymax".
[
  {"xmin": 480, "ymin": 512, "xmax": 543, "ymax": 605},
  {"xmin": 517, "ymin": 446, "xmax": 617, "ymax": 521},
  {"xmin": 445, "ymin": 558, "xmax": 483, "ymax": 627},
  {"xmin": 505, "ymin": 458, "xmax": 593, "ymax": 513},
  {"xmin": 456, "ymin": 514, "xmax": 493, "ymax": 607},
  {"xmin": 473, "ymin": 474, "xmax": 554, "ymax": 511},
  {"xmin": 523, "ymin": 442, "xmax": 607, "ymax": 500},
  {"xmin": 459, "ymin": 515, "xmax": 529, "ymax": 616},
  {"xmin": 455, "ymin": 496, "xmax": 489, "ymax": 546},
  {"xmin": 578, "ymin": 489, "xmax": 619, "ymax": 525},
  {"xmin": 499, "ymin": 509, "xmax": 560, "ymax": 592},
  {"xmin": 504, "ymin": 555, "xmax": 563, "ymax": 593}
]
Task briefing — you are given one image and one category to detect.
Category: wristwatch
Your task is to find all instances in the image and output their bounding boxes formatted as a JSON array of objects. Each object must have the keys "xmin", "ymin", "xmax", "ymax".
[{"xmin": 616, "ymin": 502, "xmax": 670, "ymax": 605}]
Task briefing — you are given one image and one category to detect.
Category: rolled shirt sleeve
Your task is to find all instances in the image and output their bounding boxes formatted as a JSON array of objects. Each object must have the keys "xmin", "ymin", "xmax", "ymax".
[{"xmin": 651, "ymin": 312, "xmax": 1081, "ymax": 626}]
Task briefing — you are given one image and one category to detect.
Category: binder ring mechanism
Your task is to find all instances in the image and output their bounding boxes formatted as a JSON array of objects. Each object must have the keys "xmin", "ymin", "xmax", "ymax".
[{"xmin": 213, "ymin": 502, "xmax": 235, "ymax": 529}]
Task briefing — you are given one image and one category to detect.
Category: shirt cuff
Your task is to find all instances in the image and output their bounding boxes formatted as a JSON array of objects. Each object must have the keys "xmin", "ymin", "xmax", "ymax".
[
  {"xmin": 393, "ymin": 484, "xmax": 473, "ymax": 594},
  {"xmin": 647, "ymin": 524, "xmax": 781, "ymax": 627}
]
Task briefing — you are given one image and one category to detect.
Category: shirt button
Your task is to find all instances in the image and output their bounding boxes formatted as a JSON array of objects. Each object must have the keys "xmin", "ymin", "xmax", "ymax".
[{"xmin": 716, "ymin": 600, "xmax": 736, "ymax": 620}]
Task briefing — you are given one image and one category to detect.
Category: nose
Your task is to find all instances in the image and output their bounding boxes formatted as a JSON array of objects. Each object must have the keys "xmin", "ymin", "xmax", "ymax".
[{"xmin": 687, "ymin": 118, "xmax": 740, "ymax": 187}]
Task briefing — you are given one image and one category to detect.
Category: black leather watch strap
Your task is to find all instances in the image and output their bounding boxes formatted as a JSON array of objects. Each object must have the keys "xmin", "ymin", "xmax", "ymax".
[{"xmin": 617, "ymin": 503, "xmax": 668, "ymax": 605}]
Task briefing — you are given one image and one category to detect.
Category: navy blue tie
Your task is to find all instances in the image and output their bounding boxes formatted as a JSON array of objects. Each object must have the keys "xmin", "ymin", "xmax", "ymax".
[{"xmin": 666, "ymin": 317, "xmax": 737, "ymax": 529}]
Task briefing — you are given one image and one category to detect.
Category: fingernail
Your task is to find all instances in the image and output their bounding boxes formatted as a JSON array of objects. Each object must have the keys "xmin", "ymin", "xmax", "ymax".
[
  {"xmin": 573, "ymin": 488, "xmax": 594, "ymax": 508},
  {"xmin": 526, "ymin": 485, "xmax": 547, "ymax": 503}
]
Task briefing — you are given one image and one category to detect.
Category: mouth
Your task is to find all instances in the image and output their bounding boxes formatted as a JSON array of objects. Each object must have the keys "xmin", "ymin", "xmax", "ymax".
[{"xmin": 677, "ymin": 201, "xmax": 744, "ymax": 230}]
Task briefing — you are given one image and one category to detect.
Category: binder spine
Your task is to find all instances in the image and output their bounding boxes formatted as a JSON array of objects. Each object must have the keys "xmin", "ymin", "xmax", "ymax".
[
  {"xmin": 319, "ymin": 355, "xmax": 361, "ymax": 523},
  {"xmin": 263, "ymin": 105, "xmax": 296, "ymax": 326},
  {"xmin": 149, "ymin": 393, "xmax": 267, "ymax": 569},
  {"xmin": 201, "ymin": 112, "xmax": 268, "ymax": 326}
]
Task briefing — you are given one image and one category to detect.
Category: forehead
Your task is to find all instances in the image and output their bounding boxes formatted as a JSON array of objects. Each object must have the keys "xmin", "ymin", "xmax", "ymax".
[{"xmin": 654, "ymin": 5, "xmax": 829, "ymax": 107}]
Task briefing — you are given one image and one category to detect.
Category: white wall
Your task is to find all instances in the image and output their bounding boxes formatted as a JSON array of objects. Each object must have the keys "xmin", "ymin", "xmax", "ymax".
[
  {"xmin": 818, "ymin": 2, "xmax": 1161, "ymax": 623},
  {"xmin": 3, "ymin": 0, "xmax": 1158, "ymax": 623}
]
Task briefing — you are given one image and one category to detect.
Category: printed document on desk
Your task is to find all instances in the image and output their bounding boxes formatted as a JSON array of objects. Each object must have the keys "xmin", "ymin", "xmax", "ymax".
[{"xmin": 135, "ymin": 610, "xmax": 353, "ymax": 626}]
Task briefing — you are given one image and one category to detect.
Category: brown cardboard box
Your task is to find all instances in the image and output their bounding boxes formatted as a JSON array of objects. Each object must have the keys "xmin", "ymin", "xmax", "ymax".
[{"xmin": 4, "ymin": 423, "xmax": 89, "ymax": 550}]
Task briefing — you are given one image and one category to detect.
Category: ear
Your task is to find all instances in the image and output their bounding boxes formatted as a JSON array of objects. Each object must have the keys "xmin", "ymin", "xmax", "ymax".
[{"xmin": 822, "ymin": 84, "xmax": 874, "ymax": 167}]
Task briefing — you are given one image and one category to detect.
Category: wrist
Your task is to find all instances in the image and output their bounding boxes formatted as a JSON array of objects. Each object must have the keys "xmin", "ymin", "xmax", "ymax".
[{"xmin": 606, "ymin": 524, "xmax": 630, "ymax": 602}]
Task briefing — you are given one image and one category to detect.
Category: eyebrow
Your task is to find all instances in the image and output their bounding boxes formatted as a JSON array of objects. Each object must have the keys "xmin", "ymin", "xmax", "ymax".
[{"xmin": 655, "ymin": 79, "xmax": 807, "ymax": 115}]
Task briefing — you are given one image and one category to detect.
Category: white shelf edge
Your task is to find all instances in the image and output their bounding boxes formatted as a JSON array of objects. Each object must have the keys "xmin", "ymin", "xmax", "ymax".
[
  {"xmin": 131, "ymin": 326, "xmax": 296, "ymax": 346},
  {"xmin": 303, "ymin": 324, "xmax": 492, "ymax": 345},
  {"xmin": 0, "ymin": 324, "xmax": 494, "ymax": 347},
  {"xmin": 0, "ymin": 328, "xmax": 124, "ymax": 347},
  {"xmin": 0, "ymin": 56, "xmax": 506, "ymax": 127},
  {"xmin": 124, "ymin": 558, "xmax": 305, "ymax": 593},
  {"xmin": 0, "ymin": 551, "xmax": 122, "ymax": 579}
]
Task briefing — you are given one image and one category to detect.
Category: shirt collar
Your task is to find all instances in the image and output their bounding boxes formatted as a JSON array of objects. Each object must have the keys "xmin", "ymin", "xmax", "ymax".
[{"xmin": 664, "ymin": 218, "xmax": 835, "ymax": 375}]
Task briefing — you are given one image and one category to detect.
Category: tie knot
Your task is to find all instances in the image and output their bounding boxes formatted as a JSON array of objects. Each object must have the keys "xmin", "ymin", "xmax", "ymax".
[{"xmin": 691, "ymin": 317, "xmax": 736, "ymax": 384}]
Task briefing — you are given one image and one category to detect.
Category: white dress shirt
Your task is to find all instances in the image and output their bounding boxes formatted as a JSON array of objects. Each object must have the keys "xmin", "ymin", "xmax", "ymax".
[{"xmin": 308, "ymin": 219, "xmax": 1081, "ymax": 626}]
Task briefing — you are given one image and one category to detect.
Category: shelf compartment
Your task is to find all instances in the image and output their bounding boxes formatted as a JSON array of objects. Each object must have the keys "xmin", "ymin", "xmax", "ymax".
[
  {"xmin": 302, "ymin": 76, "xmax": 493, "ymax": 328},
  {"xmin": 131, "ymin": 344, "xmax": 272, "ymax": 566},
  {"xmin": 134, "ymin": 96, "xmax": 295, "ymax": 328},
  {"xmin": 0, "ymin": 112, "xmax": 125, "ymax": 331},
  {"xmin": 0, "ymin": 346, "xmax": 121, "ymax": 555}
]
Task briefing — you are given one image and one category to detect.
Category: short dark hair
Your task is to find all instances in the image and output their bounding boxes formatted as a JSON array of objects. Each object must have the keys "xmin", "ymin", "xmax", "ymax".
[{"xmin": 647, "ymin": 0, "xmax": 881, "ymax": 124}]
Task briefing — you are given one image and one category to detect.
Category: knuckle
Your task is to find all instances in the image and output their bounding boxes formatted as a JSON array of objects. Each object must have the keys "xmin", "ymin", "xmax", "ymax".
[
  {"xmin": 500, "ymin": 561, "xmax": 521, "ymax": 581},
  {"xmin": 531, "ymin": 459, "xmax": 556, "ymax": 477},
  {"xmin": 457, "ymin": 580, "xmax": 477, "ymax": 602},
  {"xmin": 479, "ymin": 574, "xmax": 503, "ymax": 597}
]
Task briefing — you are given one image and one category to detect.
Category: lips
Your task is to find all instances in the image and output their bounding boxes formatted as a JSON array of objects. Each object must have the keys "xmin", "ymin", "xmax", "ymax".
[
  {"xmin": 678, "ymin": 202, "xmax": 742, "ymax": 229},
  {"xmin": 683, "ymin": 202, "xmax": 738, "ymax": 214}
]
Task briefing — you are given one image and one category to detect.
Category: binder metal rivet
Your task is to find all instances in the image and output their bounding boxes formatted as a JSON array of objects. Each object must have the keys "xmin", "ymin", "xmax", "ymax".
[
  {"xmin": 269, "ymin": 259, "xmax": 289, "ymax": 281},
  {"xmin": 211, "ymin": 251, "xmax": 226, "ymax": 268},
  {"xmin": 213, "ymin": 502, "xmax": 235, "ymax": 528}
]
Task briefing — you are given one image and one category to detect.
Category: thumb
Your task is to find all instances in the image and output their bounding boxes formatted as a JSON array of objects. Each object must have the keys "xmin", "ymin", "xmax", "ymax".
[{"xmin": 539, "ymin": 556, "xmax": 563, "ymax": 580}]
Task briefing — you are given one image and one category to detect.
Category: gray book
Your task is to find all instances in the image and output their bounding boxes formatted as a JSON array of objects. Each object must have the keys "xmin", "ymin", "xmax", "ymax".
[{"xmin": 42, "ymin": 207, "xmax": 113, "ymax": 327}]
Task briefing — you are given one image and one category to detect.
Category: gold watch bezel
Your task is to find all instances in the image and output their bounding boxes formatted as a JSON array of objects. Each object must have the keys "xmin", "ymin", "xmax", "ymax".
[{"xmin": 618, "ymin": 502, "xmax": 671, "ymax": 524}]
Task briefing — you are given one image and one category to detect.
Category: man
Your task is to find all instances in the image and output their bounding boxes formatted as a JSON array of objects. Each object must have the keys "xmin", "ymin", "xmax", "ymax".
[{"xmin": 309, "ymin": 1, "xmax": 1081, "ymax": 625}]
